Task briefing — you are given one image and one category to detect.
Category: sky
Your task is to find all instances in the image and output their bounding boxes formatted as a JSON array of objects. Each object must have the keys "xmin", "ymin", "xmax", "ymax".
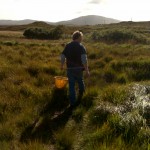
[{"xmin": 0, "ymin": 0, "xmax": 150, "ymax": 22}]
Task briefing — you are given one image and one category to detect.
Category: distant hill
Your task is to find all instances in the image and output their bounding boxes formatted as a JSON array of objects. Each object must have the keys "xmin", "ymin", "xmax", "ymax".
[
  {"xmin": 0, "ymin": 21, "xmax": 55, "ymax": 31},
  {"xmin": 0, "ymin": 15, "xmax": 120, "ymax": 26},
  {"xmin": 55, "ymin": 15, "xmax": 120, "ymax": 25},
  {"xmin": 0, "ymin": 19, "xmax": 37, "ymax": 25}
]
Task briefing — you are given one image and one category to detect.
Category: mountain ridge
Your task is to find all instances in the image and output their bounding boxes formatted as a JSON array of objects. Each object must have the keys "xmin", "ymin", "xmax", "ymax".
[{"xmin": 0, "ymin": 15, "xmax": 120, "ymax": 26}]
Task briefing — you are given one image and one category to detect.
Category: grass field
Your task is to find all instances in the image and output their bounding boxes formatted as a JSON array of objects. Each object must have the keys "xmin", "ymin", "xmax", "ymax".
[{"xmin": 0, "ymin": 22, "xmax": 149, "ymax": 150}]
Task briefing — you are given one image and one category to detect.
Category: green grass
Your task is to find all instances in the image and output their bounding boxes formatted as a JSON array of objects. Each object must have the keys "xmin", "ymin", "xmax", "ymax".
[{"xmin": 0, "ymin": 23, "xmax": 150, "ymax": 149}]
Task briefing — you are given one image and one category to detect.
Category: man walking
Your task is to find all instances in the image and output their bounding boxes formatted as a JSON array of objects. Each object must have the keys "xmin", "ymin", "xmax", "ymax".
[{"xmin": 60, "ymin": 31, "xmax": 90, "ymax": 107}]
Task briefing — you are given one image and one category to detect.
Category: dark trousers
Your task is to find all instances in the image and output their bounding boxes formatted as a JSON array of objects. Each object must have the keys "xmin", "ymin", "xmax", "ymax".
[{"xmin": 67, "ymin": 69, "xmax": 85, "ymax": 106}]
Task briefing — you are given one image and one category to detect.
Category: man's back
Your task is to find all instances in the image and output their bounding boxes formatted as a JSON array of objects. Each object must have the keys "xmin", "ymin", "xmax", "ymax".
[{"xmin": 62, "ymin": 41, "xmax": 86, "ymax": 69}]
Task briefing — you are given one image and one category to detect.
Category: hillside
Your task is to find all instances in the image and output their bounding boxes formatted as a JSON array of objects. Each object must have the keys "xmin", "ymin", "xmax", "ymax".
[
  {"xmin": 56, "ymin": 15, "xmax": 120, "ymax": 25},
  {"xmin": 0, "ymin": 15, "xmax": 119, "ymax": 26},
  {"xmin": 0, "ymin": 21, "xmax": 55, "ymax": 31},
  {"xmin": 0, "ymin": 19, "xmax": 37, "ymax": 25}
]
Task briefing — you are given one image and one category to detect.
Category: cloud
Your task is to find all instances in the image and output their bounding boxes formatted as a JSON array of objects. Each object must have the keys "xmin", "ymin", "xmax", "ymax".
[{"xmin": 89, "ymin": 0, "xmax": 104, "ymax": 4}]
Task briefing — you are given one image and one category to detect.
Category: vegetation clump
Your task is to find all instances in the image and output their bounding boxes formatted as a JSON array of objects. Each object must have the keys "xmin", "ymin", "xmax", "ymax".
[
  {"xmin": 23, "ymin": 26, "xmax": 63, "ymax": 40},
  {"xmin": 91, "ymin": 29, "xmax": 148, "ymax": 44},
  {"xmin": 86, "ymin": 84, "xmax": 150, "ymax": 149}
]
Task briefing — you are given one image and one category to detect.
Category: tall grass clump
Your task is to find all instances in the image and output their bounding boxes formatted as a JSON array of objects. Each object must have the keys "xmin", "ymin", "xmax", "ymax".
[
  {"xmin": 137, "ymin": 128, "xmax": 150, "ymax": 146},
  {"xmin": 111, "ymin": 60, "xmax": 150, "ymax": 81},
  {"xmin": 81, "ymin": 87, "xmax": 99, "ymax": 110},
  {"xmin": 0, "ymin": 70, "xmax": 7, "ymax": 81},
  {"xmin": 19, "ymin": 83, "xmax": 34, "ymax": 98},
  {"xmin": 103, "ymin": 68, "xmax": 117, "ymax": 83},
  {"xmin": 0, "ymin": 124, "xmax": 14, "ymax": 142},
  {"xmin": 55, "ymin": 128, "xmax": 75, "ymax": 150},
  {"xmin": 34, "ymin": 73, "xmax": 51, "ymax": 87},
  {"xmin": 116, "ymin": 73, "xmax": 128, "ymax": 84},
  {"xmin": 101, "ymin": 85, "xmax": 127, "ymax": 104},
  {"xmin": 72, "ymin": 106, "xmax": 85, "ymax": 123},
  {"xmin": 89, "ymin": 103, "xmax": 113, "ymax": 126},
  {"xmin": 88, "ymin": 85, "xmax": 127, "ymax": 127},
  {"xmin": 85, "ymin": 123, "xmax": 113, "ymax": 146},
  {"xmin": 26, "ymin": 65, "xmax": 40, "ymax": 77}
]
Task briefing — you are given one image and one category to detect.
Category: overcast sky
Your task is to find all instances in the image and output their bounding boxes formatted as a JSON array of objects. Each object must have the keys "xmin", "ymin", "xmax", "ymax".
[{"xmin": 0, "ymin": 0, "xmax": 150, "ymax": 22}]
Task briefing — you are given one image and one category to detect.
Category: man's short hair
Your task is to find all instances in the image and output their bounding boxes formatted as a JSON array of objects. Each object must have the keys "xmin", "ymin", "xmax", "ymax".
[{"xmin": 72, "ymin": 31, "xmax": 83, "ymax": 40}]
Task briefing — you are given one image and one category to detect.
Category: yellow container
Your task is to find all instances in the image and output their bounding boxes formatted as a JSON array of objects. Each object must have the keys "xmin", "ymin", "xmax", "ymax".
[{"xmin": 54, "ymin": 76, "xmax": 68, "ymax": 89}]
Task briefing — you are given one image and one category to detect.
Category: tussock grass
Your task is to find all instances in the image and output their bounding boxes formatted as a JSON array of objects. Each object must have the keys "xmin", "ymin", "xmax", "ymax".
[
  {"xmin": 103, "ymin": 67, "xmax": 117, "ymax": 83},
  {"xmin": 55, "ymin": 128, "xmax": 75, "ymax": 150},
  {"xmin": 0, "ymin": 124, "xmax": 14, "ymax": 142},
  {"xmin": 72, "ymin": 106, "xmax": 85, "ymax": 123},
  {"xmin": 100, "ymin": 84, "xmax": 127, "ymax": 104},
  {"xmin": 81, "ymin": 87, "xmax": 99, "ymax": 110}
]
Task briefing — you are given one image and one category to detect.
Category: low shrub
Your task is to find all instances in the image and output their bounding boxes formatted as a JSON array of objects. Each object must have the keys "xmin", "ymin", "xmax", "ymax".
[
  {"xmin": 91, "ymin": 29, "xmax": 147, "ymax": 44},
  {"xmin": 23, "ymin": 26, "xmax": 63, "ymax": 40}
]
